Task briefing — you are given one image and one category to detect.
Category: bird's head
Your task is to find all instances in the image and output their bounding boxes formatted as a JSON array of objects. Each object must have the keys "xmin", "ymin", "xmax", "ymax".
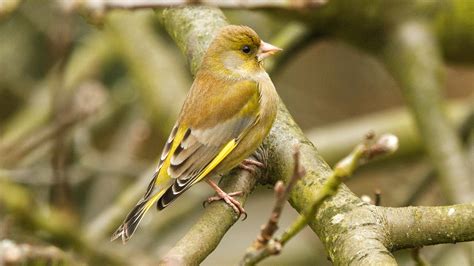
[{"xmin": 202, "ymin": 25, "xmax": 282, "ymax": 79}]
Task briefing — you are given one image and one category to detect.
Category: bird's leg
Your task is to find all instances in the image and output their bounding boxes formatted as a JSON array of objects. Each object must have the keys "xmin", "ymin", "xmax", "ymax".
[{"xmin": 203, "ymin": 178, "xmax": 247, "ymax": 220}]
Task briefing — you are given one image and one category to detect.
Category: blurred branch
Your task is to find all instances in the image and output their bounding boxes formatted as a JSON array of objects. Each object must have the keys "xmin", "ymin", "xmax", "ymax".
[
  {"xmin": 0, "ymin": 32, "xmax": 113, "ymax": 161},
  {"xmin": 0, "ymin": 0, "xmax": 21, "ymax": 19},
  {"xmin": 411, "ymin": 248, "xmax": 431, "ymax": 266},
  {"xmin": 436, "ymin": 0, "xmax": 474, "ymax": 64},
  {"xmin": 0, "ymin": 82, "xmax": 107, "ymax": 167},
  {"xmin": 383, "ymin": 19, "xmax": 471, "ymax": 203},
  {"xmin": 294, "ymin": 0, "xmax": 474, "ymax": 64},
  {"xmin": 0, "ymin": 179, "xmax": 123, "ymax": 265},
  {"xmin": 65, "ymin": 0, "xmax": 474, "ymax": 67},
  {"xmin": 85, "ymin": 167, "xmax": 156, "ymax": 242},
  {"xmin": 401, "ymin": 171, "xmax": 436, "ymax": 207},
  {"xmin": 306, "ymin": 99, "xmax": 470, "ymax": 166},
  {"xmin": 0, "ymin": 239, "xmax": 76, "ymax": 266},
  {"xmin": 105, "ymin": 10, "xmax": 189, "ymax": 133},
  {"xmin": 374, "ymin": 189, "xmax": 382, "ymax": 206},
  {"xmin": 65, "ymin": 0, "xmax": 326, "ymax": 14},
  {"xmin": 80, "ymin": 112, "xmax": 150, "ymax": 229},
  {"xmin": 242, "ymin": 134, "xmax": 399, "ymax": 265},
  {"xmin": 0, "ymin": 80, "xmax": 51, "ymax": 150},
  {"xmin": 63, "ymin": 32, "xmax": 115, "ymax": 91}
]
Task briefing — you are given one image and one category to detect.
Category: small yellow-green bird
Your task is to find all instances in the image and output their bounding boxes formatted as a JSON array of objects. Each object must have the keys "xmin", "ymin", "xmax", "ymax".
[{"xmin": 112, "ymin": 25, "xmax": 282, "ymax": 243}]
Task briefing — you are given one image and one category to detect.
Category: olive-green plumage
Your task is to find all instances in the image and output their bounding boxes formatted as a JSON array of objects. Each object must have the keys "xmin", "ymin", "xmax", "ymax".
[{"xmin": 112, "ymin": 25, "xmax": 281, "ymax": 243}]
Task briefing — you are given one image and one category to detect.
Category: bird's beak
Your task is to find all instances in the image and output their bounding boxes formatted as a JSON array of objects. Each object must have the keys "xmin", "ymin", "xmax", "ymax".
[{"xmin": 257, "ymin": 40, "xmax": 282, "ymax": 62}]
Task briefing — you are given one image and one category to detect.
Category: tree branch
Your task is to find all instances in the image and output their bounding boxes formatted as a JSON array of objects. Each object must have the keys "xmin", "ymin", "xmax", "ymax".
[
  {"xmin": 65, "ymin": 0, "xmax": 326, "ymax": 14},
  {"xmin": 242, "ymin": 134, "xmax": 399, "ymax": 265},
  {"xmin": 383, "ymin": 19, "xmax": 472, "ymax": 203},
  {"xmin": 0, "ymin": 240, "xmax": 75, "ymax": 265},
  {"xmin": 382, "ymin": 203, "xmax": 474, "ymax": 250},
  {"xmin": 159, "ymin": 168, "xmax": 259, "ymax": 265}
]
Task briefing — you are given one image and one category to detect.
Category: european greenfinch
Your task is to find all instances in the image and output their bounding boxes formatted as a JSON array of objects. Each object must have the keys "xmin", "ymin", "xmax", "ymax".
[{"xmin": 112, "ymin": 25, "xmax": 282, "ymax": 243}]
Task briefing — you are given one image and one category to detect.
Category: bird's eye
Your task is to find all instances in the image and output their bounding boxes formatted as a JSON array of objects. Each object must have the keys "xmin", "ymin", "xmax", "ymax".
[{"xmin": 241, "ymin": 45, "xmax": 251, "ymax": 54}]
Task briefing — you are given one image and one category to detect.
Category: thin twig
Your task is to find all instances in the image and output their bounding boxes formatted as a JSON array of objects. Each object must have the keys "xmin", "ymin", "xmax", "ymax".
[
  {"xmin": 252, "ymin": 146, "xmax": 305, "ymax": 251},
  {"xmin": 374, "ymin": 189, "xmax": 382, "ymax": 206},
  {"xmin": 241, "ymin": 134, "xmax": 399, "ymax": 265}
]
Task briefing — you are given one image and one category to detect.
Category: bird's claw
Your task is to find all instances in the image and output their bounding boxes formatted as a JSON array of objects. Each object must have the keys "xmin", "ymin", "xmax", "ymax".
[
  {"xmin": 239, "ymin": 158, "xmax": 265, "ymax": 174},
  {"xmin": 202, "ymin": 191, "xmax": 247, "ymax": 220}
]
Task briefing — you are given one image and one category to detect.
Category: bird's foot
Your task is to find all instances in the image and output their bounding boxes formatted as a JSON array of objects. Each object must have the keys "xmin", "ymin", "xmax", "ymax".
[
  {"xmin": 238, "ymin": 158, "xmax": 265, "ymax": 174},
  {"xmin": 204, "ymin": 179, "xmax": 247, "ymax": 220}
]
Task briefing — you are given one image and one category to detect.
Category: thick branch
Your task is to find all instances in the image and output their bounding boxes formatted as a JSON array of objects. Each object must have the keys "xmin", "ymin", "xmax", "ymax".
[{"xmin": 382, "ymin": 203, "xmax": 474, "ymax": 250}]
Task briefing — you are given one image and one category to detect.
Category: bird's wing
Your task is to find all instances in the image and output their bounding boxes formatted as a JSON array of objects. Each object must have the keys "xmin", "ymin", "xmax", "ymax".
[{"xmin": 154, "ymin": 79, "xmax": 261, "ymax": 209}]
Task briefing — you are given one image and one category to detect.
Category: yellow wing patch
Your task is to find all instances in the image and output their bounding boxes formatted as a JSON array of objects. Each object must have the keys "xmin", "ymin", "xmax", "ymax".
[
  {"xmin": 154, "ymin": 126, "xmax": 190, "ymax": 187},
  {"xmin": 191, "ymin": 139, "xmax": 238, "ymax": 186}
]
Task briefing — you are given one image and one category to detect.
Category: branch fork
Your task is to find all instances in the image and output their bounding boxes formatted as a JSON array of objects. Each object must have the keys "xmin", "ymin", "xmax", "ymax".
[{"xmin": 241, "ymin": 133, "xmax": 400, "ymax": 265}]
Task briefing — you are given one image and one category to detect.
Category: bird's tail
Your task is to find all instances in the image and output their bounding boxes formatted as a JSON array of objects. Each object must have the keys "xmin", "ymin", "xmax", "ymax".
[{"xmin": 111, "ymin": 191, "xmax": 165, "ymax": 243}]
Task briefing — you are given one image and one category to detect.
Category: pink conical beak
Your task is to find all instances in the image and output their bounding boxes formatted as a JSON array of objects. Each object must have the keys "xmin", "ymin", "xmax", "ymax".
[{"xmin": 257, "ymin": 40, "xmax": 282, "ymax": 62}]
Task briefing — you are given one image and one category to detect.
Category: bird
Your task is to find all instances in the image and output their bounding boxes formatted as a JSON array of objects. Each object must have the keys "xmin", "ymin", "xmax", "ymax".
[{"xmin": 111, "ymin": 25, "xmax": 282, "ymax": 243}]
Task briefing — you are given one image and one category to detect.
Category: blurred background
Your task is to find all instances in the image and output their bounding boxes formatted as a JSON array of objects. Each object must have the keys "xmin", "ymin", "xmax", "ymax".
[{"xmin": 0, "ymin": 1, "xmax": 472, "ymax": 265}]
